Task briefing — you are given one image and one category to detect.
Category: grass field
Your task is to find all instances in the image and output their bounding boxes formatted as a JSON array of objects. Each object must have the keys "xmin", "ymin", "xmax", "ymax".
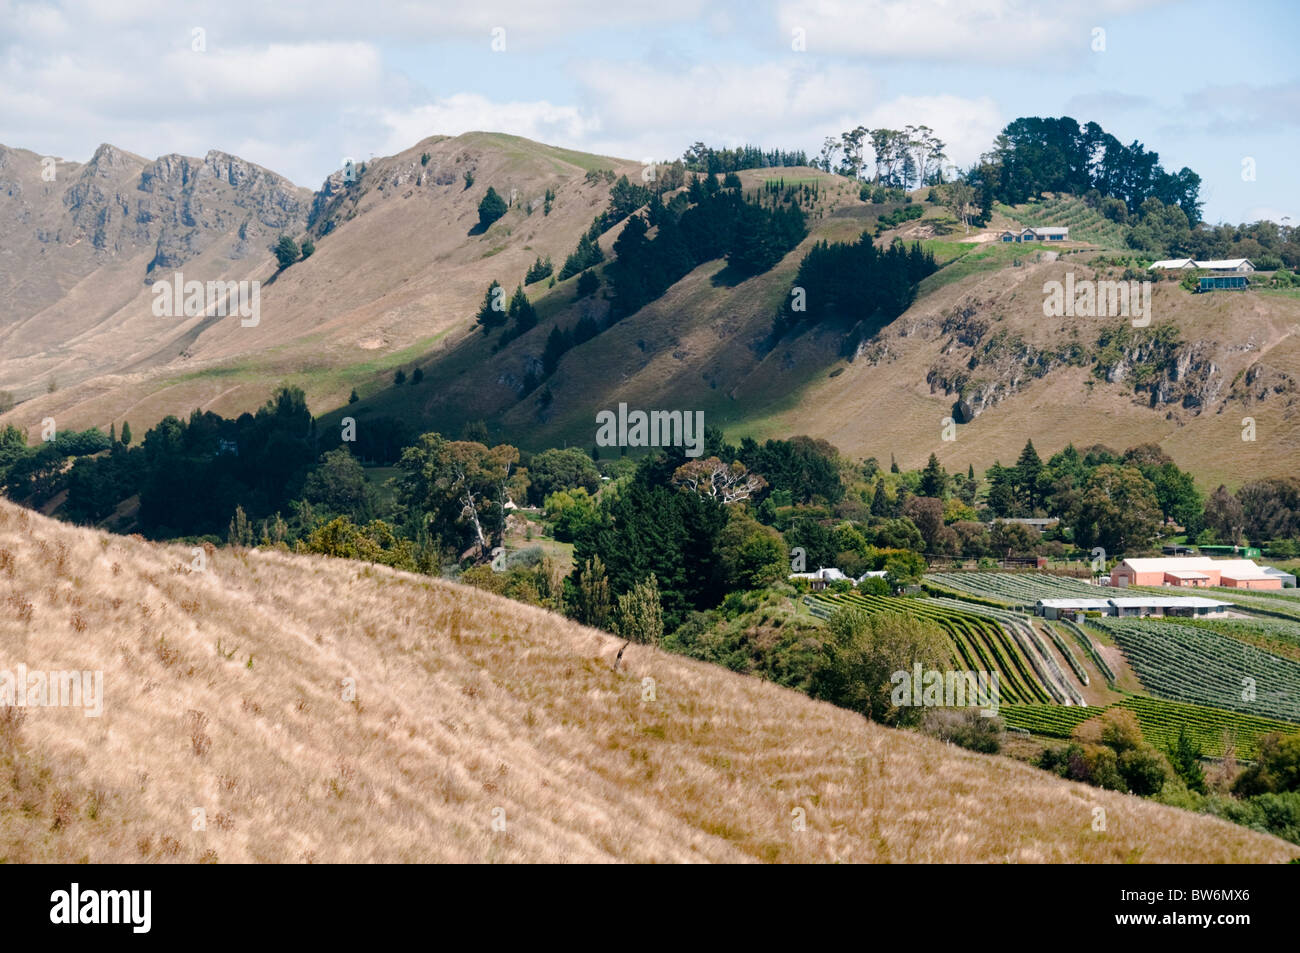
[{"xmin": 6, "ymin": 499, "xmax": 1294, "ymax": 862}]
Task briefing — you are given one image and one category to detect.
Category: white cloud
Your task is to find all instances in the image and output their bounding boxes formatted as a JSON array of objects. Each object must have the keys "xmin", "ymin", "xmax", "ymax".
[
  {"xmin": 1240, "ymin": 206, "xmax": 1297, "ymax": 228},
  {"xmin": 861, "ymin": 94, "xmax": 1003, "ymax": 169},
  {"xmin": 376, "ymin": 95, "xmax": 600, "ymax": 157},
  {"xmin": 569, "ymin": 59, "xmax": 882, "ymax": 157},
  {"xmin": 776, "ymin": 0, "xmax": 1168, "ymax": 62}
]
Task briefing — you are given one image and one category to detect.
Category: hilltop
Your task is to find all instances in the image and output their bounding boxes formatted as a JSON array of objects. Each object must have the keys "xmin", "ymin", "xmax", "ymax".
[{"xmin": 0, "ymin": 498, "xmax": 1293, "ymax": 863}]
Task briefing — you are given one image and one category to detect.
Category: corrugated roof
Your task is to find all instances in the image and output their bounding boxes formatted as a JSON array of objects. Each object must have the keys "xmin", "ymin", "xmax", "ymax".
[{"xmin": 1109, "ymin": 597, "xmax": 1232, "ymax": 608}]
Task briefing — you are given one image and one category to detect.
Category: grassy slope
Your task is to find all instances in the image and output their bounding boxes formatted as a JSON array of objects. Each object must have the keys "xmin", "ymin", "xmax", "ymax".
[
  {"xmin": 9, "ymin": 153, "xmax": 1300, "ymax": 494},
  {"xmin": 1, "ymin": 498, "xmax": 1294, "ymax": 863}
]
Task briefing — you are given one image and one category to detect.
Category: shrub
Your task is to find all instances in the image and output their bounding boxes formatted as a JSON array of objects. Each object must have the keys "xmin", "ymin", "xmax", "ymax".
[
  {"xmin": 922, "ymin": 708, "xmax": 1002, "ymax": 753},
  {"xmin": 1233, "ymin": 732, "xmax": 1300, "ymax": 796}
]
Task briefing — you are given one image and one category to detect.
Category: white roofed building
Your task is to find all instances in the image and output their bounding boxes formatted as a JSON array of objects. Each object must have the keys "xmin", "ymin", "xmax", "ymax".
[{"xmin": 1110, "ymin": 556, "xmax": 1280, "ymax": 590}]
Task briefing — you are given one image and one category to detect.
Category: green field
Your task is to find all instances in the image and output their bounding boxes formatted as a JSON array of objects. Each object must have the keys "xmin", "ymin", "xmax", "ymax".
[
  {"xmin": 805, "ymin": 591, "xmax": 1054, "ymax": 703},
  {"xmin": 1089, "ymin": 617, "xmax": 1300, "ymax": 723},
  {"xmin": 926, "ymin": 571, "xmax": 1108, "ymax": 606},
  {"xmin": 998, "ymin": 193, "xmax": 1129, "ymax": 248},
  {"xmin": 1003, "ymin": 696, "xmax": 1297, "ymax": 759}
]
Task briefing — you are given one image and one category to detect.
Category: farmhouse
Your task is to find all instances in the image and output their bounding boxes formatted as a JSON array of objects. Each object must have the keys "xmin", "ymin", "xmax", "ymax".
[
  {"xmin": 1148, "ymin": 258, "xmax": 1255, "ymax": 273},
  {"xmin": 1109, "ymin": 556, "xmax": 1282, "ymax": 590},
  {"xmin": 1000, "ymin": 226, "xmax": 1069, "ymax": 243},
  {"xmin": 1036, "ymin": 595, "xmax": 1233, "ymax": 620},
  {"xmin": 1197, "ymin": 259, "xmax": 1255, "ymax": 273}
]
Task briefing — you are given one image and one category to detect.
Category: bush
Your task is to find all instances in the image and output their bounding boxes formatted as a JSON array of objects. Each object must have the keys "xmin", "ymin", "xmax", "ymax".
[
  {"xmin": 810, "ymin": 609, "xmax": 948, "ymax": 726},
  {"xmin": 1233, "ymin": 732, "xmax": 1300, "ymax": 796},
  {"xmin": 856, "ymin": 576, "xmax": 890, "ymax": 595},
  {"xmin": 922, "ymin": 708, "xmax": 1002, "ymax": 754}
]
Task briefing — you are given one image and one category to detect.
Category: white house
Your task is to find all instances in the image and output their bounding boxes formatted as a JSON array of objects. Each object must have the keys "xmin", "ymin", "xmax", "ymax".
[
  {"xmin": 1001, "ymin": 226, "xmax": 1069, "ymax": 243},
  {"xmin": 1149, "ymin": 258, "xmax": 1255, "ymax": 273},
  {"xmin": 789, "ymin": 567, "xmax": 850, "ymax": 590},
  {"xmin": 1197, "ymin": 259, "xmax": 1255, "ymax": 273}
]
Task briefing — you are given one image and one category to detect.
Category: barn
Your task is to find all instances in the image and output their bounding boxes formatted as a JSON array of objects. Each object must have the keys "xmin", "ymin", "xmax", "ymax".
[{"xmin": 1109, "ymin": 556, "xmax": 1281, "ymax": 590}]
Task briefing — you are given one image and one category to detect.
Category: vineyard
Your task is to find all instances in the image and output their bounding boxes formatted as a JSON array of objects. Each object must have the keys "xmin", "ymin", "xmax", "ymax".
[
  {"xmin": 922, "ymin": 596, "xmax": 1086, "ymax": 705},
  {"xmin": 1002, "ymin": 697, "xmax": 1297, "ymax": 759},
  {"xmin": 925, "ymin": 571, "xmax": 1112, "ymax": 606},
  {"xmin": 1000, "ymin": 194, "xmax": 1128, "ymax": 248},
  {"xmin": 1179, "ymin": 616, "xmax": 1300, "ymax": 663},
  {"xmin": 1088, "ymin": 617, "xmax": 1300, "ymax": 723},
  {"xmin": 805, "ymin": 591, "xmax": 1054, "ymax": 704}
]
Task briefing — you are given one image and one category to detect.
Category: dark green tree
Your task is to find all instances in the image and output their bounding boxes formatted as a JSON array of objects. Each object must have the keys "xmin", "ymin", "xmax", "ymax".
[{"xmin": 477, "ymin": 186, "xmax": 508, "ymax": 229}]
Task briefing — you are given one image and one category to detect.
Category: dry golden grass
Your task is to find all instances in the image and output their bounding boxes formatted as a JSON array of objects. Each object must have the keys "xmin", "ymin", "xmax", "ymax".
[{"xmin": 0, "ymin": 498, "xmax": 1293, "ymax": 863}]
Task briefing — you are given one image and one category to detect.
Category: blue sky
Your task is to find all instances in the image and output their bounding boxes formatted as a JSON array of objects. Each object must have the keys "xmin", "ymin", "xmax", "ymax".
[{"xmin": 2, "ymin": 0, "xmax": 1296, "ymax": 225}]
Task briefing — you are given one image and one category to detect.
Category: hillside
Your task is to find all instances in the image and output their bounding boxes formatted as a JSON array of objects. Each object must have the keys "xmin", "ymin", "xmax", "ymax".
[
  {"xmin": 0, "ymin": 142, "xmax": 314, "ymax": 399},
  {"xmin": 1, "ymin": 498, "xmax": 1293, "ymax": 863},
  {"xmin": 4, "ymin": 132, "xmax": 1299, "ymax": 492},
  {"xmin": 0, "ymin": 132, "xmax": 639, "ymax": 440}
]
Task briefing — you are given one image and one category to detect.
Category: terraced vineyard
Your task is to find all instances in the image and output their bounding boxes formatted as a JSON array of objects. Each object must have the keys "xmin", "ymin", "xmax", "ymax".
[
  {"xmin": 805, "ymin": 591, "xmax": 1053, "ymax": 704},
  {"xmin": 923, "ymin": 596, "xmax": 1086, "ymax": 704},
  {"xmin": 1001, "ymin": 194, "xmax": 1128, "ymax": 248},
  {"xmin": 1089, "ymin": 618, "xmax": 1300, "ymax": 723},
  {"xmin": 1003, "ymin": 697, "xmax": 1298, "ymax": 759},
  {"xmin": 926, "ymin": 571, "xmax": 1113, "ymax": 606}
]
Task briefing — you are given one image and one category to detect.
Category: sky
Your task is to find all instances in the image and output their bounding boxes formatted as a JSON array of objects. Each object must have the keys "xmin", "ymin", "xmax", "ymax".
[{"xmin": 2, "ymin": 0, "xmax": 1297, "ymax": 226}]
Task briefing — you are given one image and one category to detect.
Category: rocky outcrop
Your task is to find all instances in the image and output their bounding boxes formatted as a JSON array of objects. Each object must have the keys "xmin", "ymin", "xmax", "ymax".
[{"xmin": 55, "ymin": 144, "xmax": 311, "ymax": 269}]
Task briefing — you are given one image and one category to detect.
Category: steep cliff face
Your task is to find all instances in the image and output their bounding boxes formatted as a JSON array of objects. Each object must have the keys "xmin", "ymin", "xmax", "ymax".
[
  {"xmin": 0, "ymin": 141, "xmax": 314, "ymax": 397},
  {"xmin": 1, "ymin": 142, "xmax": 312, "ymax": 301}
]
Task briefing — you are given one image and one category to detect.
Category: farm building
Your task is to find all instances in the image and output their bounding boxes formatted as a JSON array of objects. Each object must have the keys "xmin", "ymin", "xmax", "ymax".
[
  {"xmin": 1149, "ymin": 258, "xmax": 1255, "ymax": 273},
  {"xmin": 1197, "ymin": 258, "xmax": 1255, "ymax": 273},
  {"xmin": 1196, "ymin": 275, "xmax": 1250, "ymax": 292},
  {"xmin": 1036, "ymin": 595, "xmax": 1233, "ymax": 620},
  {"xmin": 1109, "ymin": 556, "xmax": 1281, "ymax": 590},
  {"xmin": 789, "ymin": 567, "xmax": 850, "ymax": 590},
  {"xmin": 1000, "ymin": 227, "xmax": 1069, "ymax": 243},
  {"xmin": 1263, "ymin": 566, "xmax": 1297, "ymax": 588}
]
